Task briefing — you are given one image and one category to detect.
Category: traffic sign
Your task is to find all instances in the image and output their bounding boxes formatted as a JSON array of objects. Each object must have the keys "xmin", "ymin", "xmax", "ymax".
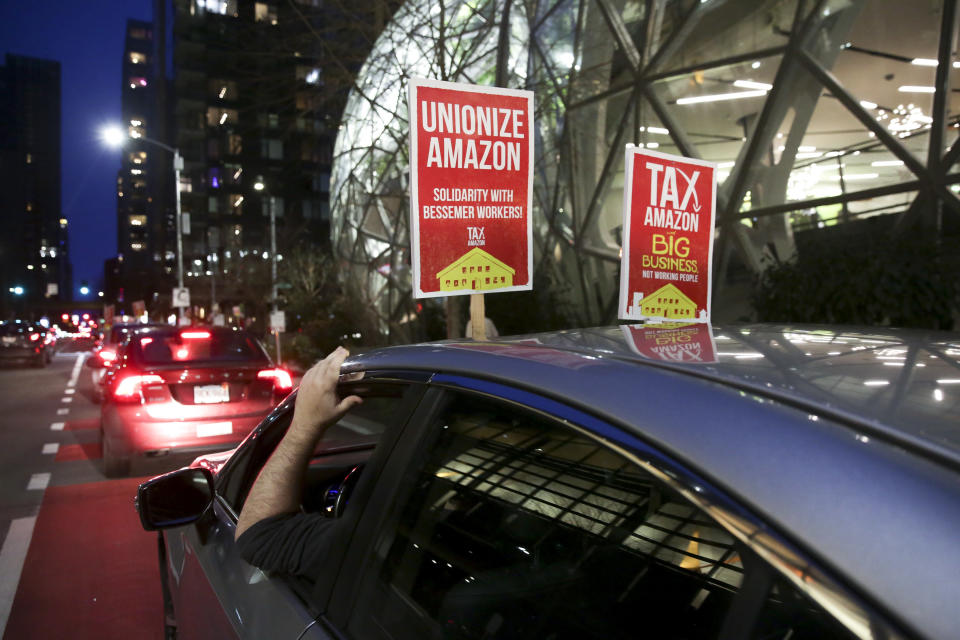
[{"xmin": 172, "ymin": 287, "xmax": 190, "ymax": 308}]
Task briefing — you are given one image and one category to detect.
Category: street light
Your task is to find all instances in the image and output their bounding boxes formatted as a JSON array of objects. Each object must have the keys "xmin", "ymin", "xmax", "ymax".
[{"xmin": 101, "ymin": 125, "xmax": 186, "ymax": 322}]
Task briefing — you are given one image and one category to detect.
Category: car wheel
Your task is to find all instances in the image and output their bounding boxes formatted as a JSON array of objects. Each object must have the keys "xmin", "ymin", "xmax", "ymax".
[{"xmin": 102, "ymin": 428, "xmax": 131, "ymax": 478}]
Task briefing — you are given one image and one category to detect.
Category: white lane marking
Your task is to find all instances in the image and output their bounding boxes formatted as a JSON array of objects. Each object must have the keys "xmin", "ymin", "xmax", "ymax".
[
  {"xmin": 56, "ymin": 408, "xmax": 68, "ymax": 416},
  {"xmin": 67, "ymin": 353, "xmax": 85, "ymax": 387},
  {"xmin": 50, "ymin": 422, "xmax": 64, "ymax": 431},
  {"xmin": 64, "ymin": 388, "xmax": 75, "ymax": 395},
  {"xmin": 0, "ymin": 517, "xmax": 38, "ymax": 637},
  {"xmin": 42, "ymin": 443, "xmax": 59, "ymax": 455},
  {"xmin": 26, "ymin": 473, "xmax": 50, "ymax": 491},
  {"xmin": 61, "ymin": 397, "xmax": 72, "ymax": 404}
]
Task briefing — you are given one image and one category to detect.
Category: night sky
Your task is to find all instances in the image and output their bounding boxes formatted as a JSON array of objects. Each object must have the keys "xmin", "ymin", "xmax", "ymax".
[{"xmin": 1, "ymin": 0, "xmax": 153, "ymax": 296}]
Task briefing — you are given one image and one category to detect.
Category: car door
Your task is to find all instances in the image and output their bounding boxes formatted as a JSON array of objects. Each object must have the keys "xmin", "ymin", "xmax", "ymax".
[
  {"xmin": 324, "ymin": 376, "xmax": 898, "ymax": 640},
  {"xmin": 163, "ymin": 375, "xmax": 428, "ymax": 639}
]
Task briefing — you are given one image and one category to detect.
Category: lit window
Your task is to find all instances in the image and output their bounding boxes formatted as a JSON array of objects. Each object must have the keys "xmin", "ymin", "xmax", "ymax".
[
  {"xmin": 206, "ymin": 107, "xmax": 238, "ymax": 127},
  {"xmin": 255, "ymin": 2, "xmax": 278, "ymax": 24},
  {"xmin": 130, "ymin": 242, "xmax": 145, "ymax": 251},
  {"xmin": 25, "ymin": 153, "xmax": 32, "ymax": 164},
  {"xmin": 297, "ymin": 66, "xmax": 322, "ymax": 85},
  {"xmin": 209, "ymin": 79, "xmax": 238, "ymax": 100},
  {"xmin": 129, "ymin": 51, "xmax": 147, "ymax": 64},
  {"xmin": 59, "ymin": 218, "xmax": 68, "ymax": 227},
  {"xmin": 261, "ymin": 138, "xmax": 283, "ymax": 159},
  {"xmin": 131, "ymin": 168, "xmax": 143, "ymax": 175},
  {"xmin": 130, "ymin": 118, "xmax": 143, "ymax": 127},
  {"xmin": 129, "ymin": 215, "xmax": 147, "ymax": 227},
  {"xmin": 202, "ymin": 0, "xmax": 238, "ymax": 16},
  {"xmin": 26, "ymin": 203, "xmax": 32, "ymax": 212},
  {"xmin": 129, "ymin": 77, "xmax": 148, "ymax": 89}
]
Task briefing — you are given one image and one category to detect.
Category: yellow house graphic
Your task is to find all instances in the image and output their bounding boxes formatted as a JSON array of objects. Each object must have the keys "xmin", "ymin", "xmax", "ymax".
[
  {"xmin": 436, "ymin": 248, "xmax": 515, "ymax": 292},
  {"xmin": 640, "ymin": 283, "xmax": 697, "ymax": 319}
]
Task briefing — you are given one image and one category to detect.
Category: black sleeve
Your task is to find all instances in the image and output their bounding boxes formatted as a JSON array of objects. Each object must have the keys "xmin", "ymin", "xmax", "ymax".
[{"xmin": 236, "ymin": 512, "xmax": 340, "ymax": 577}]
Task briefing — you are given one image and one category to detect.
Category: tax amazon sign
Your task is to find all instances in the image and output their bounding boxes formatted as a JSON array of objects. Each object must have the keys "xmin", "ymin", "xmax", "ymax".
[
  {"xmin": 618, "ymin": 146, "xmax": 717, "ymax": 322},
  {"xmin": 408, "ymin": 78, "xmax": 533, "ymax": 298}
]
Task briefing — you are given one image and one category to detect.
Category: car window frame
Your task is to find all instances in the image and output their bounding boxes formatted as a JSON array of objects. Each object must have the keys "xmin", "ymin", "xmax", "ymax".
[
  {"xmin": 324, "ymin": 375, "xmax": 905, "ymax": 640},
  {"xmin": 207, "ymin": 371, "xmax": 430, "ymax": 612}
]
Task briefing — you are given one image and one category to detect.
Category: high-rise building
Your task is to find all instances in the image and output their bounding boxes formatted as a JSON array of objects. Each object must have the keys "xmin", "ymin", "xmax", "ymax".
[
  {"xmin": 170, "ymin": 0, "xmax": 334, "ymax": 316},
  {"xmin": 0, "ymin": 54, "xmax": 70, "ymax": 318},
  {"xmin": 112, "ymin": 18, "xmax": 172, "ymax": 307}
]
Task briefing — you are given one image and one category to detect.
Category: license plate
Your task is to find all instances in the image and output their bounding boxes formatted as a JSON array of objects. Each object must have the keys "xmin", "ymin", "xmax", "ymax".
[
  {"xmin": 1, "ymin": 337, "xmax": 15, "ymax": 345},
  {"xmin": 197, "ymin": 421, "xmax": 232, "ymax": 437},
  {"xmin": 194, "ymin": 384, "xmax": 230, "ymax": 404}
]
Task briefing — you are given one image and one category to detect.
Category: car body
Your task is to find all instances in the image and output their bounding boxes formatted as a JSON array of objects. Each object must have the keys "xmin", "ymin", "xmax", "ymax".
[
  {"xmin": 89, "ymin": 322, "xmax": 169, "ymax": 401},
  {"xmin": 137, "ymin": 324, "xmax": 960, "ymax": 640},
  {"xmin": 0, "ymin": 321, "xmax": 53, "ymax": 367},
  {"xmin": 100, "ymin": 325, "xmax": 292, "ymax": 476}
]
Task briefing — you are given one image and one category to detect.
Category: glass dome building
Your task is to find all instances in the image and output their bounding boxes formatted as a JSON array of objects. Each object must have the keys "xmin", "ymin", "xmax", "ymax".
[{"xmin": 331, "ymin": 0, "xmax": 960, "ymax": 342}]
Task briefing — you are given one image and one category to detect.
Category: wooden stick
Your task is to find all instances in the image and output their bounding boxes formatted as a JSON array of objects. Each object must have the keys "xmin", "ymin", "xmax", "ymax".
[{"xmin": 470, "ymin": 293, "xmax": 486, "ymax": 340}]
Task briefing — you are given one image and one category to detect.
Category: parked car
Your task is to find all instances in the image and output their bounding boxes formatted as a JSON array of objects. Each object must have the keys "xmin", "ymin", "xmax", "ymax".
[
  {"xmin": 89, "ymin": 322, "xmax": 169, "ymax": 402},
  {"xmin": 136, "ymin": 324, "xmax": 960, "ymax": 640},
  {"xmin": 0, "ymin": 320, "xmax": 53, "ymax": 367},
  {"xmin": 99, "ymin": 325, "xmax": 292, "ymax": 477}
]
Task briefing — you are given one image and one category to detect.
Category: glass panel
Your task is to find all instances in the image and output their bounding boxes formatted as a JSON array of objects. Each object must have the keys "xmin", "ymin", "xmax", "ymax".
[
  {"xmin": 650, "ymin": 53, "xmax": 783, "ymax": 171},
  {"xmin": 809, "ymin": 0, "xmax": 945, "ymax": 165},
  {"xmin": 655, "ymin": 0, "xmax": 797, "ymax": 73}
]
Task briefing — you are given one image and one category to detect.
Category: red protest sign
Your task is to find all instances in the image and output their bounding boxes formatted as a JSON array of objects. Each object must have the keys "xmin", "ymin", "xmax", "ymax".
[
  {"xmin": 408, "ymin": 78, "xmax": 533, "ymax": 298},
  {"xmin": 621, "ymin": 323, "xmax": 717, "ymax": 363},
  {"xmin": 618, "ymin": 147, "xmax": 716, "ymax": 322}
]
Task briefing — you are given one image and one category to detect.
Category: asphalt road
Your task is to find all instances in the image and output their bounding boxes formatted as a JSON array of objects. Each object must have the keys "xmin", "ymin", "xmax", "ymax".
[{"xmin": 0, "ymin": 344, "xmax": 192, "ymax": 639}]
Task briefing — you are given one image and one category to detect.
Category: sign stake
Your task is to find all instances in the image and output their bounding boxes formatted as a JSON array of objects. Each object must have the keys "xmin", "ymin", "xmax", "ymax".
[{"xmin": 470, "ymin": 293, "xmax": 486, "ymax": 340}]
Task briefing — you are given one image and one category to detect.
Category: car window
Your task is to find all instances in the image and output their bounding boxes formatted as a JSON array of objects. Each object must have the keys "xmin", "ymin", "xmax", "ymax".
[
  {"xmin": 134, "ymin": 330, "xmax": 268, "ymax": 365},
  {"xmin": 345, "ymin": 391, "xmax": 858, "ymax": 640},
  {"xmin": 218, "ymin": 382, "xmax": 414, "ymax": 516}
]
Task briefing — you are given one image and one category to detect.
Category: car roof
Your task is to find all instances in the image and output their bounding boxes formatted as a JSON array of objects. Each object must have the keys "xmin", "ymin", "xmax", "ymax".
[
  {"xmin": 350, "ymin": 323, "xmax": 960, "ymax": 469},
  {"xmin": 345, "ymin": 323, "xmax": 960, "ymax": 638}
]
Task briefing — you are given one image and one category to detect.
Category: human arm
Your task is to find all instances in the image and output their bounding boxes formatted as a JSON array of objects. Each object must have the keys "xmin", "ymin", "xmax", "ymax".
[{"xmin": 235, "ymin": 347, "xmax": 362, "ymax": 540}]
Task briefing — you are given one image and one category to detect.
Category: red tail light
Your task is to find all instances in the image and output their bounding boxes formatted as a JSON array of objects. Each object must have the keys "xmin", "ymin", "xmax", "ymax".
[
  {"xmin": 29, "ymin": 333, "xmax": 40, "ymax": 342},
  {"xmin": 98, "ymin": 349, "xmax": 117, "ymax": 363},
  {"xmin": 181, "ymin": 330, "xmax": 211, "ymax": 339},
  {"xmin": 114, "ymin": 374, "xmax": 165, "ymax": 401},
  {"xmin": 258, "ymin": 368, "xmax": 293, "ymax": 391}
]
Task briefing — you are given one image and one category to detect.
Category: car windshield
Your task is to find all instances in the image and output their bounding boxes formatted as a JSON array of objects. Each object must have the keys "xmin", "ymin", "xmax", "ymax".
[{"xmin": 134, "ymin": 330, "xmax": 268, "ymax": 365}]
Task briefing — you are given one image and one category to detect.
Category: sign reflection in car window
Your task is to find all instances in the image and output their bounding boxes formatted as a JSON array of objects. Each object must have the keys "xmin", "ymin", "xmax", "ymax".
[{"xmin": 351, "ymin": 392, "xmax": 857, "ymax": 640}]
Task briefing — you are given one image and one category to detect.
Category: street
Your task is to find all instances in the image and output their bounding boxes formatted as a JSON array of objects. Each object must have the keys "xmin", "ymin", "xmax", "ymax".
[{"xmin": 0, "ymin": 347, "xmax": 182, "ymax": 639}]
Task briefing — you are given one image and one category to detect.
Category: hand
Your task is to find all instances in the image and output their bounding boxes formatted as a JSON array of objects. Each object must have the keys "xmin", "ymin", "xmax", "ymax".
[{"xmin": 288, "ymin": 347, "xmax": 362, "ymax": 445}]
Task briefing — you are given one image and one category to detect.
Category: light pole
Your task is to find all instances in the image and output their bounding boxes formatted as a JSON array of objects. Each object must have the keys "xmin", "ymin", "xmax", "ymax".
[
  {"xmin": 101, "ymin": 126, "xmax": 185, "ymax": 323},
  {"xmin": 254, "ymin": 179, "xmax": 281, "ymax": 364}
]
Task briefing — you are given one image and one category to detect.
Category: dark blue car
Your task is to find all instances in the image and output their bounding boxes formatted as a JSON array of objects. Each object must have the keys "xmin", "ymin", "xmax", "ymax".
[{"xmin": 137, "ymin": 324, "xmax": 960, "ymax": 639}]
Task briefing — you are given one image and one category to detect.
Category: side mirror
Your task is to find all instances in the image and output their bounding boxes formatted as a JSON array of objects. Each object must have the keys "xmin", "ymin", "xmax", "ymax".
[
  {"xmin": 86, "ymin": 357, "xmax": 104, "ymax": 369},
  {"xmin": 136, "ymin": 467, "xmax": 214, "ymax": 531}
]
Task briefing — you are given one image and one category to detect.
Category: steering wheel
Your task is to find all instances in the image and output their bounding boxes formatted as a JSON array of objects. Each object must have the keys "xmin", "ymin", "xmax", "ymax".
[{"xmin": 321, "ymin": 464, "xmax": 364, "ymax": 518}]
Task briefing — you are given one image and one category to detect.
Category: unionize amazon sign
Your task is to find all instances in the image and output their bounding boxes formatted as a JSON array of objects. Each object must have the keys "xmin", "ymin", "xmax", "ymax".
[
  {"xmin": 618, "ymin": 146, "xmax": 717, "ymax": 322},
  {"xmin": 408, "ymin": 78, "xmax": 534, "ymax": 298}
]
